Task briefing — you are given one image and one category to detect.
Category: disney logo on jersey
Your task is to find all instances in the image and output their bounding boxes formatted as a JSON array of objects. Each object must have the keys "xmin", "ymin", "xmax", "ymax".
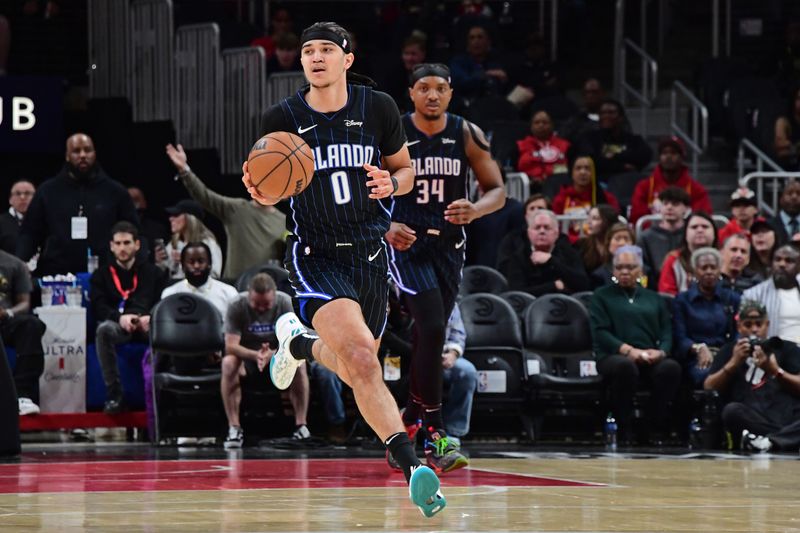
[
  {"xmin": 344, "ymin": 120, "xmax": 363, "ymax": 127},
  {"xmin": 441, "ymin": 138, "xmax": 456, "ymax": 144}
]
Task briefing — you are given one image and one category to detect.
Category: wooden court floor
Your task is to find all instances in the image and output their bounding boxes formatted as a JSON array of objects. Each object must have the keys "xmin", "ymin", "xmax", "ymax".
[{"xmin": 1, "ymin": 451, "xmax": 799, "ymax": 532}]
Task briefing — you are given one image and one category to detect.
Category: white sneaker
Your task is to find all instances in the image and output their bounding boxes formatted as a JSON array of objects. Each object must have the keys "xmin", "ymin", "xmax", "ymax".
[
  {"xmin": 18, "ymin": 397, "xmax": 40, "ymax": 416},
  {"xmin": 224, "ymin": 426, "xmax": 244, "ymax": 449},
  {"xmin": 741, "ymin": 430, "xmax": 772, "ymax": 452},
  {"xmin": 292, "ymin": 424, "xmax": 311, "ymax": 440},
  {"xmin": 176, "ymin": 437, "xmax": 199, "ymax": 446},
  {"xmin": 270, "ymin": 312, "xmax": 308, "ymax": 390}
]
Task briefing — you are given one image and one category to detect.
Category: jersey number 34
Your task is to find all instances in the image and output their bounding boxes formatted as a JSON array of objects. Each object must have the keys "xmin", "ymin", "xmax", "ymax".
[{"xmin": 416, "ymin": 178, "xmax": 444, "ymax": 204}]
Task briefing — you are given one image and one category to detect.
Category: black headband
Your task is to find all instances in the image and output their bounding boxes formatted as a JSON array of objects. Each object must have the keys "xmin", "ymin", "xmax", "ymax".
[
  {"xmin": 300, "ymin": 29, "xmax": 351, "ymax": 54},
  {"xmin": 410, "ymin": 63, "xmax": 451, "ymax": 86}
]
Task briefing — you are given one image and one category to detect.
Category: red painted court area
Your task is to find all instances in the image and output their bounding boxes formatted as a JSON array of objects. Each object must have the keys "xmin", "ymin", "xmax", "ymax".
[{"xmin": 0, "ymin": 459, "xmax": 601, "ymax": 494}]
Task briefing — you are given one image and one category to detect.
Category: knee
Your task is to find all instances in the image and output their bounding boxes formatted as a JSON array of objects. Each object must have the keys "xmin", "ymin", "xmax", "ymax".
[
  {"xmin": 221, "ymin": 355, "xmax": 240, "ymax": 378},
  {"xmin": 345, "ymin": 340, "xmax": 381, "ymax": 382},
  {"xmin": 721, "ymin": 402, "xmax": 744, "ymax": 426},
  {"xmin": 658, "ymin": 358, "xmax": 682, "ymax": 381},
  {"xmin": 96, "ymin": 320, "xmax": 118, "ymax": 338},
  {"xmin": 453, "ymin": 358, "xmax": 478, "ymax": 386}
]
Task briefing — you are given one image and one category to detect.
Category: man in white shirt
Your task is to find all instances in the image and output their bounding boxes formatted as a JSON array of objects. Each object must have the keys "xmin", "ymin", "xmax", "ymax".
[
  {"xmin": 743, "ymin": 245, "xmax": 800, "ymax": 342},
  {"xmin": 160, "ymin": 242, "xmax": 238, "ymax": 316}
]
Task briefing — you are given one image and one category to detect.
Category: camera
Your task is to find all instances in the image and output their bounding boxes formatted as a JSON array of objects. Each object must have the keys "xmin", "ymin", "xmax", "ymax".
[{"xmin": 746, "ymin": 335, "xmax": 782, "ymax": 356}]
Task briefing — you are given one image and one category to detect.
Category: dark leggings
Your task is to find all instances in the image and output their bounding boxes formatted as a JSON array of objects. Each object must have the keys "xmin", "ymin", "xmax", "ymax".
[
  {"xmin": 597, "ymin": 354, "xmax": 682, "ymax": 434},
  {"xmin": 403, "ymin": 289, "xmax": 448, "ymax": 423},
  {"xmin": 722, "ymin": 402, "xmax": 800, "ymax": 451}
]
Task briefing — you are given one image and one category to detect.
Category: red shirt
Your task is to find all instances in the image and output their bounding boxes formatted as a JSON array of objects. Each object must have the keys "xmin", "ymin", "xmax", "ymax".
[
  {"xmin": 629, "ymin": 165, "xmax": 713, "ymax": 223},
  {"xmin": 516, "ymin": 134, "xmax": 570, "ymax": 182},
  {"xmin": 552, "ymin": 186, "xmax": 620, "ymax": 243},
  {"xmin": 717, "ymin": 217, "xmax": 764, "ymax": 245}
]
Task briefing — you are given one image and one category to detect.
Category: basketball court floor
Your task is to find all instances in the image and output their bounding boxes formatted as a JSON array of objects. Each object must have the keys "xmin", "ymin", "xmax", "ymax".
[{"xmin": 1, "ymin": 442, "xmax": 798, "ymax": 532}]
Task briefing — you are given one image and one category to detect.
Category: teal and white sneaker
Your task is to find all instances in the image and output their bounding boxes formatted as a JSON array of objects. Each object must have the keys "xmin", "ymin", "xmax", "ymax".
[
  {"xmin": 408, "ymin": 464, "xmax": 446, "ymax": 517},
  {"xmin": 269, "ymin": 312, "xmax": 308, "ymax": 390}
]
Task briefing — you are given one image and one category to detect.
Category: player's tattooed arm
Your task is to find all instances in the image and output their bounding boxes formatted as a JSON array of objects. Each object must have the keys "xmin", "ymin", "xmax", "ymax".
[{"xmin": 444, "ymin": 120, "xmax": 505, "ymax": 223}]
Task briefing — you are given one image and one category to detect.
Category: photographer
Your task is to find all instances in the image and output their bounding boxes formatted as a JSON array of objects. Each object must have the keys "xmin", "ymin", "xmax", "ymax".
[{"xmin": 704, "ymin": 300, "xmax": 800, "ymax": 452}]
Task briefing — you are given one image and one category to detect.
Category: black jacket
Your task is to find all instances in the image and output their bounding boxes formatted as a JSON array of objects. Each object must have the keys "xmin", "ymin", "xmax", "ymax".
[
  {"xmin": 496, "ymin": 229, "xmax": 590, "ymax": 296},
  {"xmin": 16, "ymin": 165, "xmax": 139, "ymax": 276},
  {"xmin": 90, "ymin": 259, "xmax": 166, "ymax": 323},
  {"xmin": 574, "ymin": 128, "xmax": 653, "ymax": 181},
  {"xmin": 0, "ymin": 212, "xmax": 20, "ymax": 255}
]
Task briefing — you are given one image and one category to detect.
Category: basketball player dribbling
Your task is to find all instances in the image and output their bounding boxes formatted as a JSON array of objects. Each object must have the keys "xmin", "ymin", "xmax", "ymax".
[
  {"xmin": 241, "ymin": 21, "xmax": 446, "ymax": 517},
  {"xmin": 386, "ymin": 63, "xmax": 505, "ymax": 473}
]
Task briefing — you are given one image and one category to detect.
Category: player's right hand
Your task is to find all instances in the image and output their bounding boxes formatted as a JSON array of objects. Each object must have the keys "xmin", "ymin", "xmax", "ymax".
[
  {"xmin": 385, "ymin": 222, "xmax": 416, "ymax": 251},
  {"xmin": 241, "ymin": 161, "xmax": 280, "ymax": 206}
]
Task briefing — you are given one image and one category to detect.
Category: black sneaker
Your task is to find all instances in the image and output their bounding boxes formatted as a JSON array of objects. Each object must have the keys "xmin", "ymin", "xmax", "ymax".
[
  {"xmin": 103, "ymin": 397, "xmax": 124, "ymax": 414},
  {"xmin": 424, "ymin": 427, "xmax": 469, "ymax": 474}
]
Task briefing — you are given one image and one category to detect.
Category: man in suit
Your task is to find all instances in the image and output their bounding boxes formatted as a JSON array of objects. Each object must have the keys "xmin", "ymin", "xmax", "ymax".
[{"xmin": 768, "ymin": 180, "xmax": 800, "ymax": 245}]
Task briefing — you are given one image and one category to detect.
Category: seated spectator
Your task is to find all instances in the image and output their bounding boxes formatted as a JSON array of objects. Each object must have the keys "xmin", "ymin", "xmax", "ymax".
[
  {"xmin": 1, "ymin": 180, "xmax": 34, "ymax": 255},
  {"xmin": 440, "ymin": 304, "xmax": 478, "ymax": 443},
  {"xmin": 166, "ymin": 144, "xmax": 286, "ymax": 280},
  {"xmin": 559, "ymin": 78, "xmax": 605, "ymax": 144},
  {"xmin": 127, "ymin": 186, "xmax": 169, "ymax": 264},
  {"xmin": 0, "ymin": 249, "xmax": 46, "ymax": 416},
  {"xmin": 590, "ymin": 245, "xmax": 681, "ymax": 443},
  {"xmin": 496, "ymin": 209, "xmax": 589, "ymax": 296},
  {"xmin": 720, "ymin": 233, "xmax": 763, "ymax": 293},
  {"xmin": 449, "ymin": 23, "xmax": 510, "ymax": 106},
  {"xmin": 91, "ymin": 222, "xmax": 166, "ymax": 413},
  {"xmin": 774, "ymin": 87, "xmax": 800, "ymax": 169},
  {"xmin": 266, "ymin": 32, "xmax": 301, "ymax": 75},
  {"xmin": 17, "ymin": 133, "xmax": 139, "ymax": 276},
  {"xmin": 658, "ymin": 212, "xmax": 717, "ymax": 296},
  {"xmin": 250, "ymin": 6, "xmax": 293, "ymax": 60},
  {"xmin": 749, "ymin": 220, "xmax": 778, "ymax": 278},
  {"xmin": 672, "ymin": 247, "xmax": 741, "ymax": 388},
  {"xmin": 574, "ymin": 98, "xmax": 652, "ymax": 182},
  {"xmin": 524, "ymin": 193, "xmax": 551, "ymax": 216},
  {"xmin": 161, "ymin": 242, "xmax": 238, "ymax": 318},
  {"xmin": 164, "ymin": 199, "xmax": 223, "ymax": 281},
  {"xmin": 222, "ymin": 273, "xmax": 310, "ymax": 448},
  {"xmin": 590, "ymin": 222, "xmax": 636, "ymax": 288},
  {"xmin": 552, "ymin": 155, "xmax": 619, "ymax": 243},
  {"xmin": 743, "ymin": 245, "xmax": 800, "ymax": 343},
  {"xmin": 575, "ymin": 204, "xmax": 618, "ymax": 273},
  {"xmin": 767, "ymin": 179, "xmax": 800, "ymax": 245},
  {"xmin": 718, "ymin": 187, "xmax": 762, "ymax": 244},
  {"xmin": 384, "ymin": 31, "xmax": 428, "ymax": 113},
  {"xmin": 507, "ymin": 32, "xmax": 561, "ymax": 104},
  {"xmin": 704, "ymin": 300, "xmax": 800, "ymax": 452},
  {"xmin": 515, "ymin": 110, "xmax": 570, "ymax": 184},
  {"xmin": 629, "ymin": 136, "xmax": 712, "ymax": 224},
  {"xmin": 636, "ymin": 186, "xmax": 690, "ymax": 284}
]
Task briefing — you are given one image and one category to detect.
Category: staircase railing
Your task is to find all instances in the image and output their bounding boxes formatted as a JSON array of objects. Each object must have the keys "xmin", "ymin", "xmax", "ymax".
[
  {"xmin": 670, "ymin": 81, "xmax": 708, "ymax": 178},
  {"xmin": 620, "ymin": 38, "xmax": 658, "ymax": 137}
]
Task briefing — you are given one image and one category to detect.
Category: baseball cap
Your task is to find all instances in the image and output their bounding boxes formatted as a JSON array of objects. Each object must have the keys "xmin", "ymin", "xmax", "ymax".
[
  {"xmin": 749, "ymin": 219, "xmax": 773, "ymax": 234},
  {"xmin": 737, "ymin": 299, "xmax": 767, "ymax": 321},
  {"xmin": 165, "ymin": 199, "xmax": 204, "ymax": 220},
  {"xmin": 658, "ymin": 135, "xmax": 686, "ymax": 157},
  {"xmin": 730, "ymin": 187, "xmax": 758, "ymax": 207}
]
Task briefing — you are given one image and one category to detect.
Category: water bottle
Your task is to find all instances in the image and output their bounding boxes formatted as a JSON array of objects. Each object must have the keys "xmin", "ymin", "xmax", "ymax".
[{"xmin": 604, "ymin": 413, "xmax": 617, "ymax": 451}]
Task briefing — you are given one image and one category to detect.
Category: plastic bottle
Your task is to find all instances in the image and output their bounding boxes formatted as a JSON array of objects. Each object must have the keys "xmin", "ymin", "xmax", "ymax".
[
  {"xmin": 688, "ymin": 417, "xmax": 702, "ymax": 450},
  {"xmin": 604, "ymin": 413, "xmax": 618, "ymax": 451}
]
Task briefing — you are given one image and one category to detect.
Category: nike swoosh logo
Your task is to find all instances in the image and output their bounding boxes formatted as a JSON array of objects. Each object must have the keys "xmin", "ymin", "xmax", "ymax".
[
  {"xmin": 455, "ymin": 239, "xmax": 465, "ymax": 249},
  {"xmin": 298, "ymin": 124, "xmax": 318, "ymax": 134},
  {"xmin": 368, "ymin": 248, "xmax": 381, "ymax": 261},
  {"xmin": 405, "ymin": 140, "xmax": 420, "ymax": 147}
]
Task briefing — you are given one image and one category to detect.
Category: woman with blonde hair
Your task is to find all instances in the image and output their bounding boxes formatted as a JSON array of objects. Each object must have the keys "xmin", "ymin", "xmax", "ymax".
[{"xmin": 164, "ymin": 199, "xmax": 223, "ymax": 280}]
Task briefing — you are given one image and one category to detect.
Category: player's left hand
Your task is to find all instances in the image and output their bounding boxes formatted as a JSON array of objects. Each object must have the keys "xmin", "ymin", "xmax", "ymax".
[
  {"xmin": 364, "ymin": 163, "xmax": 394, "ymax": 199},
  {"xmin": 444, "ymin": 199, "xmax": 480, "ymax": 225}
]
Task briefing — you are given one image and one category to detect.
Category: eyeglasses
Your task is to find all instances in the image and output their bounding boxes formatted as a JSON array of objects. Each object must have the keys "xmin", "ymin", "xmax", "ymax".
[{"xmin": 613, "ymin": 263, "xmax": 640, "ymax": 271}]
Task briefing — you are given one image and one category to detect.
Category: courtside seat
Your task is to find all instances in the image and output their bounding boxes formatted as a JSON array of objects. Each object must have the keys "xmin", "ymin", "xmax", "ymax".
[
  {"xmin": 459, "ymin": 265, "xmax": 509, "ymax": 296},
  {"xmin": 150, "ymin": 293, "xmax": 226, "ymax": 443}
]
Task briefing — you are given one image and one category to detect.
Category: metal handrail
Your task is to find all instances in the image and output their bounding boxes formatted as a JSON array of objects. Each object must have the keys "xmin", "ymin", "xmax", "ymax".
[
  {"xmin": 620, "ymin": 38, "xmax": 658, "ymax": 137},
  {"xmin": 670, "ymin": 81, "xmax": 709, "ymax": 178},
  {"xmin": 738, "ymin": 138, "xmax": 784, "ymax": 183},
  {"xmin": 712, "ymin": 0, "xmax": 732, "ymax": 57},
  {"xmin": 535, "ymin": 0, "xmax": 559, "ymax": 62},
  {"xmin": 741, "ymin": 172, "xmax": 800, "ymax": 217}
]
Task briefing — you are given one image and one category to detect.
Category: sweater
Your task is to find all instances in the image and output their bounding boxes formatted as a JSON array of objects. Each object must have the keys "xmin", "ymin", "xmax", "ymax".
[
  {"xmin": 17, "ymin": 165, "xmax": 139, "ymax": 276},
  {"xmin": 629, "ymin": 165, "xmax": 713, "ymax": 224},
  {"xmin": 636, "ymin": 224, "xmax": 683, "ymax": 284},
  {"xmin": 590, "ymin": 283, "xmax": 673, "ymax": 361},
  {"xmin": 178, "ymin": 169, "xmax": 286, "ymax": 279},
  {"xmin": 516, "ymin": 134, "xmax": 570, "ymax": 181}
]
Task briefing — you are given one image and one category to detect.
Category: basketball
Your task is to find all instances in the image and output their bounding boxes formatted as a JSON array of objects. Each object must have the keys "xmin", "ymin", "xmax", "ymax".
[{"xmin": 247, "ymin": 131, "xmax": 315, "ymax": 199}]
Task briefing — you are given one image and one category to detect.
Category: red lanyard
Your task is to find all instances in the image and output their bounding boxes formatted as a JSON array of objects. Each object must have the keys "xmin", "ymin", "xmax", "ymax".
[{"xmin": 109, "ymin": 265, "xmax": 138, "ymax": 301}]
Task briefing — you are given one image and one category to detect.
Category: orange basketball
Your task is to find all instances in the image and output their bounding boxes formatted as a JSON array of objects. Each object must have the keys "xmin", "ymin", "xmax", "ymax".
[{"xmin": 247, "ymin": 131, "xmax": 315, "ymax": 199}]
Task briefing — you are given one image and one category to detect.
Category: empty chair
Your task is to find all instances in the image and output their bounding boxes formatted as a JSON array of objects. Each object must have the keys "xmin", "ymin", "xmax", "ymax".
[
  {"xmin": 459, "ymin": 293, "xmax": 528, "ymax": 436},
  {"xmin": 150, "ymin": 293, "xmax": 226, "ymax": 443},
  {"xmin": 524, "ymin": 293, "xmax": 604, "ymax": 440},
  {"xmin": 500, "ymin": 290, "xmax": 536, "ymax": 325},
  {"xmin": 459, "ymin": 265, "xmax": 509, "ymax": 296},
  {"xmin": 571, "ymin": 291, "xmax": 594, "ymax": 311}
]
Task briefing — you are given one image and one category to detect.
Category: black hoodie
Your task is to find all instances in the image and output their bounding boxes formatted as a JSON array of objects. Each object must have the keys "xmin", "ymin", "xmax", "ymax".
[{"xmin": 16, "ymin": 165, "xmax": 139, "ymax": 276}]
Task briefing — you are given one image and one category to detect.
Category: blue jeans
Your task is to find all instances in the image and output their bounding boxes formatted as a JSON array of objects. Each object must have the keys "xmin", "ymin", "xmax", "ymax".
[
  {"xmin": 688, "ymin": 360, "xmax": 710, "ymax": 389},
  {"xmin": 310, "ymin": 362, "xmax": 346, "ymax": 425},
  {"xmin": 442, "ymin": 357, "xmax": 478, "ymax": 438}
]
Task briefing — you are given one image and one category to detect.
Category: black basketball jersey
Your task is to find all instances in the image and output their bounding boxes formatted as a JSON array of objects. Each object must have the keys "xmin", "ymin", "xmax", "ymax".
[
  {"xmin": 261, "ymin": 84, "xmax": 406, "ymax": 251},
  {"xmin": 393, "ymin": 113, "xmax": 469, "ymax": 238}
]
